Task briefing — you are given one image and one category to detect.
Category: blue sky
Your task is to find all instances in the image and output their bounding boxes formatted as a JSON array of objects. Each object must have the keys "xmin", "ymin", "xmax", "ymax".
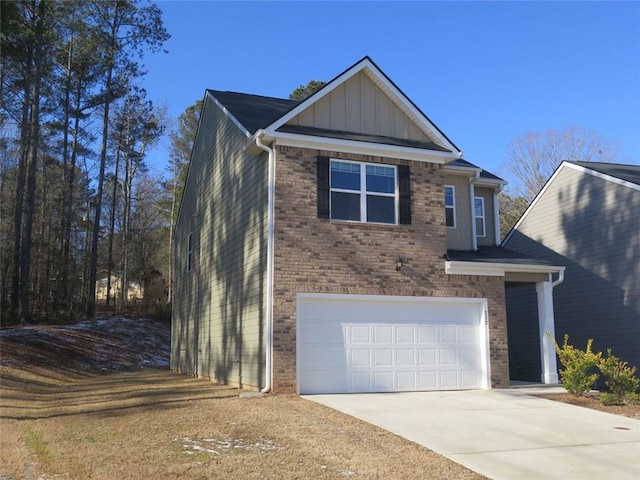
[{"xmin": 142, "ymin": 1, "xmax": 640, "ymax": 184}]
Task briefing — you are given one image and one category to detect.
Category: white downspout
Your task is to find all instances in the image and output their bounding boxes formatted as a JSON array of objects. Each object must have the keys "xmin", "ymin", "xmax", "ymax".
[
  {"xmin": 469, "ymin": 173, "xmax": 479, "ymax": 251},
  {"xmin": 552, "ymin": 269, "xmax": 565, "ymax": 287},
  {"xmin": 493, "ymin": 185, "xmax": 502, "ymax": 246},
  {"xmin": 255, "ymin": 130, "xmax": 274, "ymax": 394}
]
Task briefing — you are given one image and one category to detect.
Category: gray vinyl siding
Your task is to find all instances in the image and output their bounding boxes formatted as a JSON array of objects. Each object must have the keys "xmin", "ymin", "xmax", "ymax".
[
  {"xmin": 505, "ymin": 165, "xmax": 640, "ymax": 371},
  {"xmin": 475, "ymin": 187, "xmax": 496, "ymax": 247},
  {"xmin": 172, "ymin": 95, "xmax": 269, "ymax": 388},
  {"xmin": 444, "ymin": 175, "xmax": 473, "ymax": 250}
]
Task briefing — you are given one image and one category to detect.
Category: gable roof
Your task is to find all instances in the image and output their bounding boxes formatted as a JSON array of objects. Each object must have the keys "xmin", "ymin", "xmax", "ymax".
[
  {"xmin": 265, "ymin": 56, "xmax": 462, "ymax": 156},
  {"xmin": 568, "ymin": 161, "xmax": 640, "ymax": 186},
  {"xmin": 206, "ymin": 57, "xmax": 463, "ymax": 159},
  {"xmin": 503, "ymin": 160, "xmax": 640, "ymax": 245}
]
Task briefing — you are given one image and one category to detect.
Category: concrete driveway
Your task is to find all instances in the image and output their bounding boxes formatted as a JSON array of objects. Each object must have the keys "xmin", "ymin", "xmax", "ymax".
[{"xmin": 304, "ymin": 388, "xmax": 640, "ymax": 480}]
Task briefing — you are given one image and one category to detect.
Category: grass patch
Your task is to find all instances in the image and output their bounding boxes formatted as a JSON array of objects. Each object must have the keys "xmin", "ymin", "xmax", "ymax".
[{"xmin": 1, "ymin": 367, "xmax": 485, "ymax": 480}]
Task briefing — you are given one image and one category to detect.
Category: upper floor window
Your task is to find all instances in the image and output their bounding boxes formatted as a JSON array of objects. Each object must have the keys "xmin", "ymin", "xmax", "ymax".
[
  {"xmin": 445, "ymin": 185, "xmax": 456, "ymax": 228},
  {"xmin": 329, "ymin": 160, "xmax": 397, "ymax": 224},
  {"xmin": 474, "ymin": 197, "xmax": 486, "ymax": 237},
  {"xmin": 187, "ymin": 232, "xmax": 193, "ymax": 272}
]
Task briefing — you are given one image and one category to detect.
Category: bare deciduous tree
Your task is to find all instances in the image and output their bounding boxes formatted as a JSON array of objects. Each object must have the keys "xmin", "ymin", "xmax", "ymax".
[{"xmin": 503, "ymin": 126, "xmax": 621, "ymax": 201}]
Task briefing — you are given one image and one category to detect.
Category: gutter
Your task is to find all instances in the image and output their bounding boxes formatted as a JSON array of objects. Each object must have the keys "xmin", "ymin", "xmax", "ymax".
[{"xmin": 255, "ymin": 130, "xmax": 275, "ymax": 394}]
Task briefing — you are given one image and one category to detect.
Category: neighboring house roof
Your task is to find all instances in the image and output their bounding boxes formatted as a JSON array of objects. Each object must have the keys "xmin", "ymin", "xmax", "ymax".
[
  {"xmin": 503, "ymin": 160, "xmax": 640, "ymax": 245},
  {"xmin": 206, "ymin": 90, "xmax": 299, "ymax": 135},
  {"xmin": 567, "ymin": 161, "xmax": 640, "ymax": 186}
]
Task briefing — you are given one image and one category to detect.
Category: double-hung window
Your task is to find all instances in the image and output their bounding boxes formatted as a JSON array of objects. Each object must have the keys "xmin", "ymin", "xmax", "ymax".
[
  {"xmin": 330, "ymin": 160, "xmax": 397, "ymax": 224},
  {"xmin": 445, "ymin": 185, "xmax": 456, "ymax": 228},
  {"xmin": 474, "ymin": 197, "xmax": 486, "ymax": 237}
]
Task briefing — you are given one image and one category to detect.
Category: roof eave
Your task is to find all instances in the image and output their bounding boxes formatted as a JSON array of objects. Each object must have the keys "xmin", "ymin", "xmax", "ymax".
[{"xmin": 268, "ymin": 130, "xmax": 459, "ymax": 164}]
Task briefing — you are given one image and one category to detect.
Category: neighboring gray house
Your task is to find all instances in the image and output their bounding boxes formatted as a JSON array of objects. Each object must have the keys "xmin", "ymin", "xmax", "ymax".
[
  {"xmin": 172, "ymin": 57, "xmax": 565, "ymax": 394},
  {"xmin": 504, "ymin": 161, "xmax": 640, "ymax": 379}
]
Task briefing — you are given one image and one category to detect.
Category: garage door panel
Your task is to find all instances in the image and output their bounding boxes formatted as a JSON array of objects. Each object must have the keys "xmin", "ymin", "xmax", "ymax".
[
  {"xmin": 419, "ymin": 348, "xmax": 437, "ymax": 365},
  {"xmin": 396, "ymin": 326, "xmax": 415, "ymax": 343},
  {"xmin": 374, "ymin": 348, "xmax": 393, "ymax": 366},
  {"xmin": 397, "ymin": 371, "xmax": 416, "ymax": 389},
  {"xmin": 439, "ymin": 326, "xmax": 457, "ymax": 343},
  {"xmin": 350, "ymin": 348, "xmax": 371, "ymax": 367},
  {"xmin": 373, "ymin": 372, "xmax": 393, "ymax": 390},
  {"xmin": 349, "ymin": 325, "xmax": 371, "ymax": 343},
  {"xmin": 298, "ymin": 295, "xmax": 487, "ymax": 394},
  {"xmin": 418, "ymin": 326, "xmax": 436, "ymax": 343},
  {"xmin": 396, "ymin": 349, "xmax": 416, "ymax": 366}
]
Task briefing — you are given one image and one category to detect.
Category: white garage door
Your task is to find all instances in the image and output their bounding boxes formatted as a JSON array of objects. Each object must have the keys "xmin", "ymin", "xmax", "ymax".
[{"xmin": 297, "ymin": 294, "xmax": 489, "ymax": 394}]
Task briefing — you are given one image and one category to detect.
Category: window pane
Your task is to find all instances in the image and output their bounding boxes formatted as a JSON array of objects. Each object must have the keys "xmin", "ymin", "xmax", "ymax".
[
  {"xmin": 331, "ymin": 162, "xmax": 360, "ymax": 190},
  {"xmin": 331, "ymin": 191, "xmax": 360, "ymax": 221},
  {"xmin": 474, "ymin": 198, "xmax": 484, "ymax": 217},
  {"xmin": 445, "ymin": 187, "xmax": 454, "ymax": 207},
  {"xmin": 366, "ymin": 165, "xmax": 395, "ymax": 193},
  {"xmin": 446, "ymin": 207, "xmax": 455, "ymax": 227},
  {"xmin": 367, "ymin": 195, "xmax": 395, "ymax": 224},
  {"xmin": 476, "ymin": 217, "xmax": 485, "ymax": 236}
]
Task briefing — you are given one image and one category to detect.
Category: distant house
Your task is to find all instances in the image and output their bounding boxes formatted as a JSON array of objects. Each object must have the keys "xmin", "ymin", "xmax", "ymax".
[
  {"xmin": 172, "ymin": 57, "xmax": 564, "ymax": 394},
  {"xmin": 503, "ymin": 161, "xmax": 640, "ymax": 378},
  {"xmin": 95, "ymin": 272, "xmax": 143, "ymax": 303}
]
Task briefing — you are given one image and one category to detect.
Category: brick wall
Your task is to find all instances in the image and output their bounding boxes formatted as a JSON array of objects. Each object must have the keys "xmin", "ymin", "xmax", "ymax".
[{"xmin": 271, "ymin": 145, "xmax": 510, "ymax": 392}]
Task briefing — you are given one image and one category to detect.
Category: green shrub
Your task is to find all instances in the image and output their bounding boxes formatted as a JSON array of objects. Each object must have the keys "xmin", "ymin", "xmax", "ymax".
[
  {"xmin": 598, "ymin": 392, "xmax": 624, "ymax": 406},
  {"xmin": 598, "ymin": 349, "xmax": 639, "ymax": 403},
  {"xmin": 626, "ymin": 393, "xmax": 640, "ymax": 405},
  {"xmin": 548, "ymin": 333, "xmax": 601, "ymax": 396}
]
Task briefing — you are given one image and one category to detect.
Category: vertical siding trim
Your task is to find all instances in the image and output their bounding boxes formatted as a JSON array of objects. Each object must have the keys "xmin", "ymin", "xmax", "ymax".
[
  {"xmin": 398, "ymin": 165, "xmax": 411, "ymax": 224},
  {"xmin": 317, "ymin": 156, "xmax": 330, "ymax": 218}
]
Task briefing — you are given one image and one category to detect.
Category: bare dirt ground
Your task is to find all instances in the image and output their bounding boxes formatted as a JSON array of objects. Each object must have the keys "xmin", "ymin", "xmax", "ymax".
[{"xmin": 0, "ymin": 317, "xmax": 485, "ymax": 480}]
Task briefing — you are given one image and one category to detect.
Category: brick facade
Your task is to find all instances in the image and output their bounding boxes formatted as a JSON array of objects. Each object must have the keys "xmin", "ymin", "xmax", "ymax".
[{"xmin": 271, "ymin": 145, "xmax": 510, "ymax": 392}]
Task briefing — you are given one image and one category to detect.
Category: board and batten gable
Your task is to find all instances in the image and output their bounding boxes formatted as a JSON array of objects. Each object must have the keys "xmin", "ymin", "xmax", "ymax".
[
  {"xmin": 505, "ymin": 163, "xmax": 640, "ymax": 371},
  {"xmin": 172, "ymin": 94, "xmax": 269, "ymax": 389},
  {"xmin": 286, "ymin": 71, "xmax": 435, "ymax": 143}
]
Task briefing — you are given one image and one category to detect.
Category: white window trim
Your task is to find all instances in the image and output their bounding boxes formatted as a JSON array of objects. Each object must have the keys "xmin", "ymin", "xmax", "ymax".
[
  {"xmin": 474, "ymin": 196, "xmax": 486, "ymax": 238},
  {"xmin": 445, "ymin": 185, "xmax": 456, "ymax": 228},
  {"xmin": 329, "ymin": 159, "xmax": 398, "ymax": 225},
  {"xmin": 187, "ymin": 232, "xmax": 193, "ymax": 273}
]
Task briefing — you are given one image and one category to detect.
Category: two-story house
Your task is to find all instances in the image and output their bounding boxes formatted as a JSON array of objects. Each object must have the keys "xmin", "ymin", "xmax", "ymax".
[{"xmin": 172, "ymin": 57, "xmax": 564, "ymax": 394}]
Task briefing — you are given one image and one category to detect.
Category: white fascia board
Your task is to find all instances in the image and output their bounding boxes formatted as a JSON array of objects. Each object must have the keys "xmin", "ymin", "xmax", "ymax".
[
  {"xmin": 269, "ymin": 130, "xmax": 458, "ymax": 164},
  {"xmin": 205, "ymin": 91, "xmax": 252, "ymax": 139},
  {"xmin": 475, "ymin": 178, "xmax": 507, "ymax": 190},
  {"xmin": 564, "ymin": 161, "xmax": 640, "ymax": 192},
  {"xmin": 443, "ymin": 165, "xmax": 480, "ymax": 176},
  {"xmin": 445, "ymin": 260, "xmax": 565, "ymax": 277},
  {"xmin": 266, "ymin": 58, "xmax": 462, "ymax": 157}
]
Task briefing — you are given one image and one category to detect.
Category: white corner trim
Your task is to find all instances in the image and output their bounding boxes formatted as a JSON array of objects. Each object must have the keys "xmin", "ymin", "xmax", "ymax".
[
  {"xmin": 445, "ymin": 260, "xmax": 565, "ymax": 277},
  {"xmin": 206, "ymin": 91, "xmax": 252, "ymax": 138},
  {"xmin": 270, "ymin": 131, "xmax": 457, "ymax": 163}
]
